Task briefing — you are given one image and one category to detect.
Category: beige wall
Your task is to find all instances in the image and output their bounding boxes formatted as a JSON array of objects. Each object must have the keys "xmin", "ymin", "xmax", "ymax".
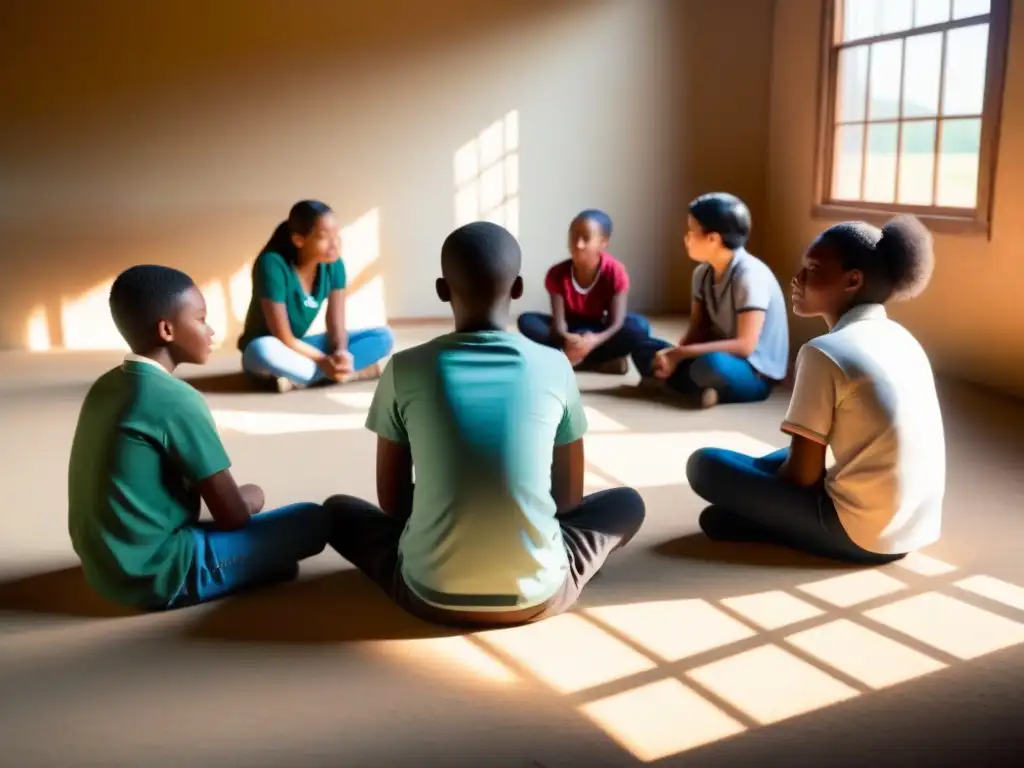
[
  {"xmin": 765, "ymin": 0, "xmax": 1024, "ymax": 397},
  {"xmin": 0, "ymin": 0, "xmax": 776, "ymax": 352}
]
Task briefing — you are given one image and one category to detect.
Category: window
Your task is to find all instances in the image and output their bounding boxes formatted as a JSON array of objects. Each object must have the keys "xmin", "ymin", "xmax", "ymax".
[{"xmin": 815, "ymin": 0, "xmax": 1009, "ymax": 232}]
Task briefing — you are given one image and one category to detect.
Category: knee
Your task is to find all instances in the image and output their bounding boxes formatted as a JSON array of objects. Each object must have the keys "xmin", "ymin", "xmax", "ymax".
[
  {"xmin": 375, "ymin": 326, "xmax": 396, "ymax": 355},
  {"xmin": 622, "ymin": 314, "xmax": 650, "ymax": 337},
  {"xmin": 686, "ymin": 447, "xmax": 720, "ymax": 497},
  {"xmin": 688, "ymin": 352, "xmax": 729, "ymax": 388},
  {"xmin": 616, "ymin": 486, "xmax": 647, "ymax": 532}
]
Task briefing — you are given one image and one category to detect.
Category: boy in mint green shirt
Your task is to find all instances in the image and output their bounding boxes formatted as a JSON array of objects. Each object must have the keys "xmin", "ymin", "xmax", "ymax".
[
  {"xmin": 68, "ymin": 265, "xmax": 330, "ymax": 610},
  {"xmin": 324, "ymin": 222, "xmax": 646, "ymax": 627}
]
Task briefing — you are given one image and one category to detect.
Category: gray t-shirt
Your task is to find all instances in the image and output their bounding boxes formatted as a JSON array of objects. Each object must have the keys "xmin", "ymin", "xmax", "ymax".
[{"xmin": 691, "ymin": 248, "xmax": 789, "ymax": 381}]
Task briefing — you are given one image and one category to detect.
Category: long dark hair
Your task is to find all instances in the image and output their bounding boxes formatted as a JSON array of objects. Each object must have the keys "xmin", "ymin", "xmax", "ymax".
[{"xmin": 260, "ymin": 200, "xmax": 333, "ymax": 263}]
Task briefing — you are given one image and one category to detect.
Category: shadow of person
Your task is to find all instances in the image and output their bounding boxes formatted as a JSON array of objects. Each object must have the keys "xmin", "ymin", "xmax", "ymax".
[
  {"xmin": 181, "ymin": 371, "xmax": 270, "ymax": 395},
  {"xmin": 0, "ymin": 566, "xmax": 139, "ymax": 619},
  {"xmin": 182, "ymin": 568, "xmax": 463, "ymax": 645},
  {"xmin": 653, "ymin": 532, "xmax": 859, "ymax": 571}
]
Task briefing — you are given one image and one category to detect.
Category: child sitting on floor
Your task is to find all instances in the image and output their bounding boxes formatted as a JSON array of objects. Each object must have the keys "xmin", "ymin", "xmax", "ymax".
[
  {"xmin": 686, "ymin": 215, "xmax": 944, "ymax": 564},
  {"xmin": 324, "ymin": 222, "xmax": 646, "ymax": 628},
  {"xmin": 68, "ymin": 265, "xmax": 332, "ymax": 610},
  {"xmin": 518, "ymin": 209, "xmax": 650, "ymax": 374},
  {"xmin": 238, "ymin": 200, "xmax": 394, "ymax": 393},
  {"xmin": 633, "ymin": 193, "xmax": 789, "ymax": 407}
]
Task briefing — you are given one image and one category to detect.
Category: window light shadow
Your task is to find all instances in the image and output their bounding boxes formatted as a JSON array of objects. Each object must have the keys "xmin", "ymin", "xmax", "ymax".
[
  {"xmin": 372, "ymin": 550, "xmax": 1024, "ymax": 763},
  {"xmin": 454, "ymin": 110, "xmax": 519, "ymax": 236}
]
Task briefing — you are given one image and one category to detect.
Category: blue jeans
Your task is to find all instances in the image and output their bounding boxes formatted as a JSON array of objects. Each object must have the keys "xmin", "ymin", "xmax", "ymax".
[
  {"xmin": 632, "ymin": 339, "xmax": 772, "ymax": 403},
  {"xmin": 241, "ymin": 328, "xmax": 395, "ymax": 386},
  {"xmin": 517, "ymin": 312, "xmax": 651, "ymax": 367},
  {"xmin": 686, "ymin": 447, "xmax": 903, "ymax": 564},
  {"xmin": 167, "ymin": 502, "xmax": 332, "ymax": 608}
]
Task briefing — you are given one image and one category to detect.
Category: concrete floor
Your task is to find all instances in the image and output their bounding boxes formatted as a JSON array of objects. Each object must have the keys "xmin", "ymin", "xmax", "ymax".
[{"xmin": 2, "ymin": 321, "xmax": 1024, "ymax": 767}]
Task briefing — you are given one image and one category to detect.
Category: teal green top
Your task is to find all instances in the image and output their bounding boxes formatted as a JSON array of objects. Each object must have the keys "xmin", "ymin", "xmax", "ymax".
[
  {"xmin": 68, "ymin": 358, "xmax": 231, "ymax": 608},
  {"xmin": 365, "ymin": 331, "xmax": 589, "ymax": 611},
  {"xmin": 238, "ymin": 251, "xmax": 347, "ymax": 351}
]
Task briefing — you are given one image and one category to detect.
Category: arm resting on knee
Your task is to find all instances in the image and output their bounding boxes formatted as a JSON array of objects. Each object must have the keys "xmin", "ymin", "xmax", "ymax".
[
  {"xmin": 778, "ymin": 434, "xmax": 827, "ymax": 488},
  {"xmin": 552, "ymin": 438, "xmax": 585, "ymax": 515}
]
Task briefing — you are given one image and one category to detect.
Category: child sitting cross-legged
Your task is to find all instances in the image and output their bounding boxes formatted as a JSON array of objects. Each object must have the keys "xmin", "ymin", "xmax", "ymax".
[{"xmin": 68, "ymin": 265, "xmax": 333, "ymax": 610}]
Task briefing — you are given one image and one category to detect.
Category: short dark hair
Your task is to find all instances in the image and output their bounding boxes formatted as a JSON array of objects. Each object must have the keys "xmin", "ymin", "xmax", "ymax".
[
  {"xmin": 441, "ymin": 222, "xmax": 521, "ymax": 304},
  {"xmin": 573, "ymin": 209, "xmax": 613, "ymax": 238},
  {"xmin": 818, "ymin": 215, "xmax": 934, "ymax": 303},
  {"xmin": 688, "ymin": 193, "xmax": 751, "ymax": 250},
  {"xmin": 261, "ymin": 199, "xmax": 333, "ymax": 262},
  {"xmin": 109, "ymin": 265, "xmax": 197, "ymax": 352}
]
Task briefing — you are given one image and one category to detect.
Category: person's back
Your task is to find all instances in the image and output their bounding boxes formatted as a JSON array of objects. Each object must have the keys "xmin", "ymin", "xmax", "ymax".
[
  {"xmin": 809, "ymin": 308, "xmax": 945, "ymax": 553},
  {"xmin": 326, "ymin": 221, "xmax": 645, "ymax": 627},
  {"xmin": 383, "ymin": 330, "xmax": 578, "ymax": 606},
  {"xmin": 69, "ymin": 360, "xmax": 214, "ymax": 607}
]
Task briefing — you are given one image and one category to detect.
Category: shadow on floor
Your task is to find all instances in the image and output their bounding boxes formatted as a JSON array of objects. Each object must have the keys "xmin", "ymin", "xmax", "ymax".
[
  {"xmin": 653, "ymin": 533, "xmax": 858, "ymax": 571},
  {"xmin": 182, "ymin": 371, "xmax": 272, "ymax": 394},
  {"xmin": 182, "ymin": 568, "xmax": 462, "ymax": 645},
  {"xmin": 0, "ymin": 566, "xmax": 139, "ymax": 618}
]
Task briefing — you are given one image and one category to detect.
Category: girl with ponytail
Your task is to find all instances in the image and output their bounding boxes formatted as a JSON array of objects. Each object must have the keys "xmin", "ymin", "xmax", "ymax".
[
  {"xmin": 238, "ymin": 200, "xmax": 394, "ymax": 393},
  {"xmin": 685, "ymin": 215, "xmax": 946, "ymax": 564}
]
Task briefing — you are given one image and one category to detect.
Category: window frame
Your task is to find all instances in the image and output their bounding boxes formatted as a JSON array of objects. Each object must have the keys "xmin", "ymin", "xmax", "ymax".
[{"xmin": 812, "ymin": 0, "xmax": 1011, "ymax": 235}]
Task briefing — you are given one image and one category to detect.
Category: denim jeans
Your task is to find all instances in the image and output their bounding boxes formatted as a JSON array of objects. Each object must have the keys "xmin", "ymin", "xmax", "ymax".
[
  {"xmin": 517, "ymin": 312, "xmax": 651, "ymax": 367},
  {"xmin": 686, "ymin": 447, "xmax": 904, "ymax": 564},
  {"xmin": 632, "ymin": 339, "xmax": 773, "ymax": 404},
  {"xmin": 241, "ymin": 328, "xmax": 395, "ymax": 386},
  {"xmin": 167, "ymin": 502, "xmax": 332, "ymax": 608}
]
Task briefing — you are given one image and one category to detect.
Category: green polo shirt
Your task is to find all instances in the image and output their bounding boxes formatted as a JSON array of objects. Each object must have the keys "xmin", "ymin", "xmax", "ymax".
[
  {"xmin": 237, "ymin": 251, "xmax": 347, "ymax": 350},
  {"xmin": 67, "ymin": 357, "xmax": 232, "ymax": 608}
]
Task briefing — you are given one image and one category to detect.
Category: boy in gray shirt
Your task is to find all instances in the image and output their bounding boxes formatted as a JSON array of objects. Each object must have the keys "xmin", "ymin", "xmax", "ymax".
[{"xmin": 632, "ymin": 193, "xmax": 789, "ymax": 407}]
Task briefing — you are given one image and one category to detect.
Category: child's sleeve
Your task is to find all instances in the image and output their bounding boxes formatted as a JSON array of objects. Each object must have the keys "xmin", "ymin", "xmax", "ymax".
[
  {"xmin": 544, "ymin": 264, "xmax": 564, "ymax": 297},
  {"xmin": 555, "ymin": 362, "xmax": 589, "ymax": 445},
  {"xmin": 253, "ymin": 252, "xmax": 290, "ymax": 303},
  {"xmin": 329, "ymin": 258, "xmax": 347, "ymax": 292},
  {"xmin": 166, "ymin": 389, "xmax": 233, "ymax": 484},
  {"xmin": 781, "ymin": 345, "xmax": 839, "ymax": 445},
  {"xmin": 733, "ymin": 268, "xmax": 772, "ymax": 314},
  {"xmin": 610, "ymin": 259, "xmax": 630, "ymax": 294},
  {"xmin": 365, "ymin": 359, "xmax": 409, "ymax": 444}
]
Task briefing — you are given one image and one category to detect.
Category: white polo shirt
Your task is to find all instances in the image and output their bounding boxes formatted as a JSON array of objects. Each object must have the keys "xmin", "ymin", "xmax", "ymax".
[{"xmin": 781, "ymin": 304, "xmax": 945, "ymax": 554}]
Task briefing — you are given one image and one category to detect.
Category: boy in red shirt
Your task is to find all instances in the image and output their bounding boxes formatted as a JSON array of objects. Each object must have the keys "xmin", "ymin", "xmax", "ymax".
[{"xmin": 517, "ymin": 209, "xmax": 650, "ymax": 374}]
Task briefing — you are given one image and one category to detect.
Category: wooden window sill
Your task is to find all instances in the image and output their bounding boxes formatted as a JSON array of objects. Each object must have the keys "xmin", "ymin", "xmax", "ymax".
[{"xmin": 811, "ymin": 203, "xmax": 990, "ymax": 237}]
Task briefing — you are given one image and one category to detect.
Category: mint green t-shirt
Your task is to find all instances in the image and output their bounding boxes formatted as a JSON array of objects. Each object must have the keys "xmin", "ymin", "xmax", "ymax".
[
  {"xmin": 237, "ymin": 251, "xmax": 347, "ymax": 351},
  {"xmin": 67, "ymin": 359, "xmax": 232, "ymax": 609},
  {"xmin": 365, "ymin": 331, "xmax": 589, "ymax": 611}
]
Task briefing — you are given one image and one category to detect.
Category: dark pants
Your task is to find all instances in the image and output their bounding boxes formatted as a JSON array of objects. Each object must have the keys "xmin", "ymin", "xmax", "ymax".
[
  {"xmin": 517, "ymin": 312, "xmax": 651, "ymax": 368},
  {"xmin": 324, "ymin": 487, "xmax": 646, "ymax": 627},
  {"xmin": 632, "ymin": 338, "xmax": 773, "ymax": 404},
  {"xmin": 686, "ymin": 447, "xmax": 904, "ymax": 565}
]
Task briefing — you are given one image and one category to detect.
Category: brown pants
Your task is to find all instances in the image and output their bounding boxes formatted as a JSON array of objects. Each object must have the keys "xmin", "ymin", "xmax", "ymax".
[{"xmin": 324, "ymin": 488, "xmax": 646, "ymax": 629}]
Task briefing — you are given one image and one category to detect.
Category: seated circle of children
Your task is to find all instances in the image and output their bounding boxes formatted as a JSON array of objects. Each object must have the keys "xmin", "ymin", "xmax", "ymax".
[
  {"xmin": 632, "ymin": 193, "xmax": 789, "ymax": 408},
  {"xmin": 686, "ymin": 215, "xmax": 945, "ymax": 563},
  {"xmin": 517, "ymin": 209, "xmax": 651, "ymax": 375},
  {"xmin": 68, "ymin": 266, "xmax": 333, "ymax": 609},
  {"xmin": 323, "ymin": 222, "xmax": 647, "ymax": 627},
  {"xmin": 237, "ymin": 200, "xmax": 394, "ymax": 393}
]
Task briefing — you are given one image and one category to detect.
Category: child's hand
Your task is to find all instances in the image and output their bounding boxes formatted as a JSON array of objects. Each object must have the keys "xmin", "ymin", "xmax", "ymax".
[
  {"xmin": 331, "ymin": 349, "xmax": 355, "ymax": 375},
  {"xmin": 653, "ymin": 348, "xmax": 681, "ymax": 379},
  {"xmin": 562, "ymin": 333, "xmax": 584, "ymax": 348},
  {"xmin": 239, "ymin": 484, "xmax": 266, "ymax": 516},
  {"xmin": 317, "ymin": 356, "xmax": 346, "ymax": 381},
  {"xmin": 579, "ymin": 333, "xmax": 600, "ymax": 354}
]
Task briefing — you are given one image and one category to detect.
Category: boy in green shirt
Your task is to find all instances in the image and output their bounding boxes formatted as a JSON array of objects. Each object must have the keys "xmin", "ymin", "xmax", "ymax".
[
  {"xmin": 68, "ymin": 265, "xmax": 331, "ymax": 610},
  {"xmin": 324, "ymin": 223, "xmax": 646, "ymax": 627}
]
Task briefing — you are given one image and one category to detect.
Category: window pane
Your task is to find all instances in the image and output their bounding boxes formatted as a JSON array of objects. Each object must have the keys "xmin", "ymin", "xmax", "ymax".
[
  {"xmin": 868, "ymin": 40, "xmax": 903, "ymax": 120},
  {"xmin": 842, "ymin": 0, "xmax": 884, "ymax": 42},
  {"xmin": 864, "ymin": 123, "xmax": 899, "ymax": 203},
  {"xmin": 836, "ymin": 46, "xmax": 869, "ymax": 122},
  {"xmin": 942, "ymin": 24, "xmax": 989, "ymax": 115},
  {"xmin": 897, "ymin": 120, "xmax": 937, "ymax": 205},
  {"xmin": 953, "ymin": 0, "xmax": 991, "ymax": 20},
  {"xmin": 454, "ymin": 182, "xmax": 479, "ymax": 227},
  {"xmin": 915, "ymin": 0, "xmax": 951, "ymax": 26},
  {"xmin": 880, "ymin": 0, "xmax": 914, "ymax": 33},
  {"xmin": 903, "ymin": 33, "xmax": 943, "ymax": 117},
  {"xmin": 936, "ymin": 117, "xmax": 981, "ymax": 207},
  {"xmin": 832, "ymin": 124, "xmax": 865, "ymax": 200},
  {"xmin": 504, "ymin": 153, "xmax": 519, "ymax": 197}
]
